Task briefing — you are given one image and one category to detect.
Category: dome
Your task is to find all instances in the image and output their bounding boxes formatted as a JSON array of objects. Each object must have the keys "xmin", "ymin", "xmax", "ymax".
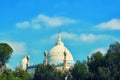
[{"xmin": 47, "ymin": 34, "xmax": 75, "ymax": 67}]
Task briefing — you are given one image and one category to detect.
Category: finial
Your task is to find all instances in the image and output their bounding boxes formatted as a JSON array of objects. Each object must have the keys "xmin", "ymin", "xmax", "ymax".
[
  {"xmin": 55, "ymin": 29, "xmax": 64, "ymax": 45},
  {"xmin": 58, "ymin": 33, "xmax": 62, "ymax": 41},
  {"xmin": 58, "ymin": 28, "xmax": 62, "ymax": 41}
]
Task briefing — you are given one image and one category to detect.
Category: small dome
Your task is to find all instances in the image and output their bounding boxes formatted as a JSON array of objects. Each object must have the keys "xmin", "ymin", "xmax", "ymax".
[{"xmin": 47, "ymin": 34, "xmax": 74, "ymax": 67}]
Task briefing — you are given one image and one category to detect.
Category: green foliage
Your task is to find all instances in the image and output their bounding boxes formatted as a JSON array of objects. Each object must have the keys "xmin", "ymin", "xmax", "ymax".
[
  {"xmin": 0, "ymin": 68, "xmax": 17, "ymax": 80},
  {"xmin": 87, "ymin": 42, "xmax": 120, "ymax": 80},
  {"xmin": 71, "ymin": 61, "xmax": 90, "ymax": 80},
  {"xmin": 0, "ymin": 69, "xmax": 31, "ymax": 80},
  {"xmin": 0, "ymin": 43, "xmax": 13, "ymax": 68},
  {"xmin": 34, "ymin": 64, "xmax": 64, "ymax": 80},
  {"xmin": 97, "ymin": 67, "xmax": 110, "ymax": 80},
  {"xmin": 105, "ymin": 42, "xmax": 120, "ymax": 80},
  {"xmin": 88, "ymin": 51, "xmax": 105, "ymax": 75},
  {"xmin": 14, "ymin": 70, "xmax": 32, "ymax": 80}
]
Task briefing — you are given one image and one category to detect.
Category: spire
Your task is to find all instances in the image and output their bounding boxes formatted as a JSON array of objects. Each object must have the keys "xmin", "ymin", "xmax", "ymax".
[
  {"xmin": 55, "ymin": 32, "xmax": 64, "ymax": 45},
  {"xmin": 58, "ymin": 33, "xmax": 62, "ymax": 41},
  {"xmin": 58, "ymin": 28, "xmax": 62, "ymax": 41}
]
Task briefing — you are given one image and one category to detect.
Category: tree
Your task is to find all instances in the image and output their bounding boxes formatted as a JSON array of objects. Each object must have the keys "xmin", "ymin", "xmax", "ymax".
[
  {"xmin": 88, "ymin": 51, "xmax": 105, "ymax": 73},
  {"xmin": 87, "ymin": 52, "xmax": 110, "ymax": 80},
  {"xmin": 105, "ymin": 42, "xmax": 120, "ymax": 80},
  {"xmin": 0, "ymin": 68, "xmax": 20, "ymax": 80},
  {"xmin": 0, "ymin": 68, "xmax": 31, "ymax": 80},
  {"xmin": 71, "ymin": 61, "xmax": 90, "ymax": 80},
  {"xmin": 14, "ymin": 70, "xmax": 31, "ymax": 80},
  {"xmin": 0, "ymin": 43, "xmax": 13, "ymax": 68},
  {"xmin": 34, "ymin": 64, "xmax": 64, "ymax": 80},
  {"xmin": 97, "ymin": 67, "xmax": 111, "ymax": 80},
  {"xmin": 87, "ymin": 42, "xmax": 120, "ymax": 80}
]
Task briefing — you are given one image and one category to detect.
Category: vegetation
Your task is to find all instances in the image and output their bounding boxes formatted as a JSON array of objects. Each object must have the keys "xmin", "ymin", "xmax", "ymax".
[
  {"xmin": 70, "ymin": 61, "xmax": 90, "ymax": 80},
  {"xmin": 33, "ymin": 64, "xmax": 64, "ymax": 80},
  {"xmin": 33, "ymin": 42, "xmax": 120, "ymax": 80},
  {"xmin": 0, "ymin": 43, "xmax": 31, "ymax": 80},
  {"xmin": 1, "ymin": 42, "xmax": 120, "ymax": 80},
  {"xmin": 87, "ymin": 42, "xmax": 120, "ymax": 80},
  {"xmin": 0, "ymin": 43, "xmax": 13, "ymax": 68},
  {"xmin": 0, "ymin": 69, "xmax": 31, "ymax": 80}
]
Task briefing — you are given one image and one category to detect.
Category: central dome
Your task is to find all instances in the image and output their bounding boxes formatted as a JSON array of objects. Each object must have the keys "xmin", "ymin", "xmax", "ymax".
[{"xmin": 47, "ymin": 34, "xmax": 74, "ymax": 67}]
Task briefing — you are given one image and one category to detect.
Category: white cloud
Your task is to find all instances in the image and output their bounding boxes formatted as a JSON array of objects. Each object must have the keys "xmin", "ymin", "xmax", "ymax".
[
  {"xmin": 61, "ymin": 32, "xmax": 77, "ymax": 39},
  {"xmin": 0, "ymin": 41, "xmax": 26, "ymax": 55},
  {"xmin": 16, "ymin": 14, "xmax": 76, "ymax": 29},
  {"xmin": 51, "ymin": 32, "xmax": 77, "ymax": 40},
  {"xmin": 79, "ymin": 33, "xmax": 114, "ymax": 42},
  {"xmin": 37, "ymin": 14, "xmax": 75, "ymax": 27},
  {"xmin": 92, "ymin": 48, "xmax": 107, "ymax": 55},
  {"xmin": 32, "ymin": 23, "xmax": 41, "ymax": 30},
  {"xmin": 96, "ymin": 19, "xmax": 120, "ymax": 30},
  {"xmin": 80, "ymin": 34, "xmax": 96, "ymax": 42},
  {"xmin": 51, "ymin": 32, "xmax": 115, "ymax": 43},
  {"xmin": 38, "ymin": 14, "xmax": 63, "ymax": 27},
  {"xmin": 16, "ymin": 21, "xmax": 30, "ymax": 28},
  {"xmin": 50, "ymin": 32, "xmax": 80, "ymax": 46}
]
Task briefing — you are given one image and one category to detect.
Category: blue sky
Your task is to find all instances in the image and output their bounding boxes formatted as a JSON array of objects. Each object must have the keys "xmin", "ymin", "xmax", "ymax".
[{"xmin": 0, "ymin": 0, "xmax": 120, "ymax": 69}]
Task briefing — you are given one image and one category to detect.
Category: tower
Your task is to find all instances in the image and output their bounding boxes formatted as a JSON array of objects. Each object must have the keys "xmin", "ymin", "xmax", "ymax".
[
  {"xmin": 19, "ymin": 54, "xmax": 30, "ymax": 71},
  {"xmin": 87, "ymin": 53, "xmax": 91, "ymax": 63},
  {"xmin": 43, "ymin": 51, "xmax": 48, "ymax": 66},
  {"xmin": 63, "ymin": 50, "xmax": 67, "ymax": 70},
  {"xmin": 26, "ymin": 54, "xmax": 30, "ymax": 68},
  {"xmin": 21, "ymin": 56, "xmax": 28, "ymax": 71}
]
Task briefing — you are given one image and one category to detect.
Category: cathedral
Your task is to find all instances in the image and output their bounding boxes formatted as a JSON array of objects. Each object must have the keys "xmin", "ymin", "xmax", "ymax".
[{"xmin": 16, "ymin": 33, "xmax": 75, "ymax": 76}]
